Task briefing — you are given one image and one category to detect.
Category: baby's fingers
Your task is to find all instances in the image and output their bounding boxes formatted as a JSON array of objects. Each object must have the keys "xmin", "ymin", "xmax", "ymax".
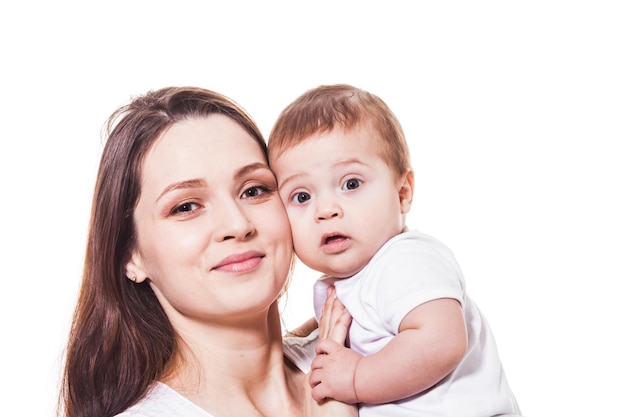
[
  {"xmin": 318, "ymin": 287, "xmax": 352, "ymax": 343},
  {"xmin": 311, "ymin": 378, "xmax": 331, "ymax": 402}
]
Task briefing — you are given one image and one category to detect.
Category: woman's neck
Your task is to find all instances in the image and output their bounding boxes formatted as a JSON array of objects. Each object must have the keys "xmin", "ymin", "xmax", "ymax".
[{"xmin": 162, "ymin": 303, "xmax": 305, "ymax": 416}]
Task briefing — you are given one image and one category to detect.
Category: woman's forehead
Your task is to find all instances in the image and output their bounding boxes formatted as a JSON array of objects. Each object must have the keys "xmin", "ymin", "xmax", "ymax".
[{"xmin": 141, "ymin": 116, "xmax": 267, "ymax": 190}]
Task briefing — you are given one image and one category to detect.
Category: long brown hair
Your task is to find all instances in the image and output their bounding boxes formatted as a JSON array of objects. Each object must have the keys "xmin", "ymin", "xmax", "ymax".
[{"xmin": 60, "ymin": 87, "xmax": 266, "ymax": 417}]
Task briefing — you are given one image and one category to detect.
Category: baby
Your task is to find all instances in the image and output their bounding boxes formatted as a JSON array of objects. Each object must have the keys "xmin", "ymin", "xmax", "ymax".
[{"xmin": 269, "ymin": 84, "xmax": 521, "ymax": 417}]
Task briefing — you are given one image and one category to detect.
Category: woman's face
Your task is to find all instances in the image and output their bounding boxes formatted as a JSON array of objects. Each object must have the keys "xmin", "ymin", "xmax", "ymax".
[{"xmin": 127, "ymin": 115, "xmax": 292, "ymax": 327}]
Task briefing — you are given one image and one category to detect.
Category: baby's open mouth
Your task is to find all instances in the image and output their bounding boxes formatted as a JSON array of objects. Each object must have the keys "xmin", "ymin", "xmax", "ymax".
[{"xmin": 324, "ymin": 234, "xmax": 347, "ymax": 244}]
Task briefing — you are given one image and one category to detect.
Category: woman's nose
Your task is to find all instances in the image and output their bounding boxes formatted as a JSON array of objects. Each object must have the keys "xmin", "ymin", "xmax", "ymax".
[{"xmin": 214, "ymin": 200, "xmax": 256, "ymax": 241}]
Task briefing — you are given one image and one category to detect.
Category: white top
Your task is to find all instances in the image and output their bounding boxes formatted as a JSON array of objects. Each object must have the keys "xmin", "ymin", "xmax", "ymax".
[
  {"xmin": 115, "ymin": 331, "xmax": 318, "ymax": 417},
  {"xmin": 314, "ymin": 230, "xmax": 521, "ymax": 417}
]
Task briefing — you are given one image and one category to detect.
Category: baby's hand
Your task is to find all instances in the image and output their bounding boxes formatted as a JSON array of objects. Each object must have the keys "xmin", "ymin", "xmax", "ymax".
[
  {"xmin": 317, "ymin": 286, "xmax": 351, "ymax": 343},
  {"xmin": 310, "ymin": 287, "xmax": 361, "ymax": 404},
  {"xmin": 310, "ymin": 338, "xmax": 362, "ymax": 403}
]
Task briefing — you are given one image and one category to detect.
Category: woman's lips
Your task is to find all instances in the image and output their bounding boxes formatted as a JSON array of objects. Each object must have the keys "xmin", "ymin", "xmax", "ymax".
[{"xmin": 213, "ymin": 250, "xmax": 265, "ymax": 273}]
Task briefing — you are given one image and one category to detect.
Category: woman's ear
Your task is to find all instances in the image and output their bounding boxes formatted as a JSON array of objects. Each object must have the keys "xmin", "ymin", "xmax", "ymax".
[
  {"xmin": 125, "ymin": 251, "xmax": 148, "ymax": 283},
  {"xmin": 398, "ymin": 169, "xmax": 415, "ymax": 214}
]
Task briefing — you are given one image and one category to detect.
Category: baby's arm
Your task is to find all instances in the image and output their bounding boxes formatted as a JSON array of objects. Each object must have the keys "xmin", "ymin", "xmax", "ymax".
[
  {"xmin": 305, "ymin": 288, "xmax": 357, "ymax": 417},
  {"xmin": 310, "ymin": 297, "xmax": 467, "ymax": 404}
]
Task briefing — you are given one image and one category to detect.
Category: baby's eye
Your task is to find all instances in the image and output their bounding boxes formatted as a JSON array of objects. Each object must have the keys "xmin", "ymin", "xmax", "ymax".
[
  {"xmin": 291, "ymin": 191, "xmax": 311, "ymax": 204},
  {"xmin": 241, "ymin": 185, "xmax": 271, "ymax": 199},
  {"xmin": 342, "ymin": 178, "xmax": 362, "ymax": 190}
]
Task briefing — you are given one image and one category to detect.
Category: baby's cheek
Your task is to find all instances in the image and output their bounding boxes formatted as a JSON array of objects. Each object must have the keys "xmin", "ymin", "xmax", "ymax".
[
  {"xmin": 285, "ymin": 212, "xmax": 302, "ymax": 234},
  {"xmin": 292, "ymin": 232, "xmax": 313, "ymax": 257},
  {"xmin": 294, "ymin": 221, "xmax": 313, "ymax": 242}
]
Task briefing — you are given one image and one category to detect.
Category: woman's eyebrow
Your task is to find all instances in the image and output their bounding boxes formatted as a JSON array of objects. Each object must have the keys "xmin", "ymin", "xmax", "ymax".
[
  {"xmin": 156, "ymin": 178, "xmax": 206, "ymax": 203},
  {"xmin": 234, "ymin": 162, "xmax": 273, "ymax": 179}
]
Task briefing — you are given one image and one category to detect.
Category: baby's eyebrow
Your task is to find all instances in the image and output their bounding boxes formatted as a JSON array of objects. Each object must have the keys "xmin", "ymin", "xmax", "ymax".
[
  {"xmin": 333, "ymin": 158, "xmax": 367, "ymax": 169},
  {"xmin": 277, "ymin": 172, "xmax": 307, "ymax": 193},
  {"xmin": 277, "ymin": 159, "xmax": 368, "ymax": 191}
]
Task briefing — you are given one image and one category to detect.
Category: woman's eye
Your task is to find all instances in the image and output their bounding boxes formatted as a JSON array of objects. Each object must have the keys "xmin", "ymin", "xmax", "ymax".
[
  {"xmin": 241, "ymin": 185, "xmax": 271, "ymax": 199},
  {"xmin": 172, "ymin": 201, "xmax": 199, "ymax": 214},
  {"xmin": 291, "ymin": 192, "xmax": 311, "ymax": 204},
  {"xmin": 342, "ymin": 178, "xmax": 362, "ymax": 190}
]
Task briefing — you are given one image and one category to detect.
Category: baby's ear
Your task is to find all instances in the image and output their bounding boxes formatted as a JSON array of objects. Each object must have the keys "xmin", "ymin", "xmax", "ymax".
[
  {"xmin": 398, "ymin": 170, "xmax": 414, "ymax": 214},
  {"xmin": 124, "ymin": 250, "xmax": 149, "ymax": 284}
]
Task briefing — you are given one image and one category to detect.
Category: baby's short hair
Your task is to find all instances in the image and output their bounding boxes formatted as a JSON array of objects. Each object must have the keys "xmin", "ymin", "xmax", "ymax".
[{"xmin": 268, "ymin": 84, "xmax": 411, "ymax": 177}]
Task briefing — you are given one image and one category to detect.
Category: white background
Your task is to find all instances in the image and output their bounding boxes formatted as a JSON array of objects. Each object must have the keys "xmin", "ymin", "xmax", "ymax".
[{"xmin": 1, "ymin": 1, "xmax": 624, "ymax": 416}]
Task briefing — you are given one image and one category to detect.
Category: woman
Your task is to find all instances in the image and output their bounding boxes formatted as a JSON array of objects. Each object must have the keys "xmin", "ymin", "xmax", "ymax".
[{"xmin": 60, "ymin": 86, "xmax": 355, "ymax": 417}]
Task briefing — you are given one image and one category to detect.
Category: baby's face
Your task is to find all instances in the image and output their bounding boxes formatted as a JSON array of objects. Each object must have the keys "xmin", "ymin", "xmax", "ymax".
[{"xmin": 270, "ymin": 126, "xmax": 411, "ymax": 278}]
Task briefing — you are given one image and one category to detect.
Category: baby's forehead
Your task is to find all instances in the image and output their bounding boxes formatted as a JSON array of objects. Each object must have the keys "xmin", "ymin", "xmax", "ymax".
[
  {"xmin": 272, "ymin": 129, "xmax": 394, "ymax": 176},
  {"xmin": 272, "ymin": 121, "xmax": 381, "ymax": 153}
]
